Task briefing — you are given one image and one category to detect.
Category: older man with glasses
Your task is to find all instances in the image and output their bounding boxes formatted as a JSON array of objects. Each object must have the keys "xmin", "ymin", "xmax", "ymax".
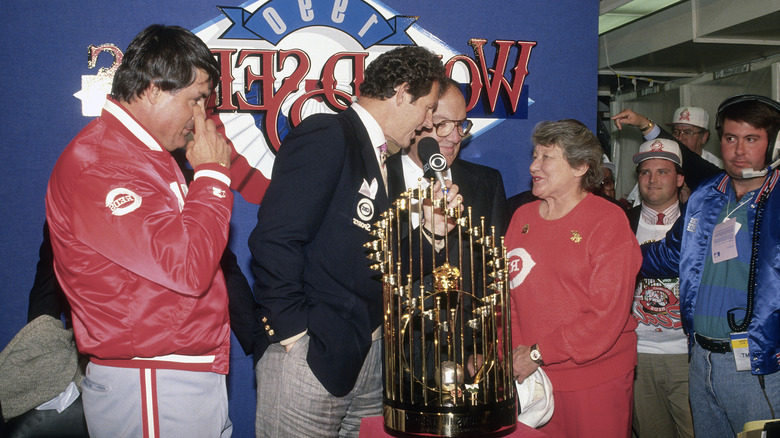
[
  {"xmin": 386, "ymin": 78, "xmax": 509, "ymax": 237},
  {"xmin": 667, "ymin": 107, "xmax": 723, "ymax": 168}
]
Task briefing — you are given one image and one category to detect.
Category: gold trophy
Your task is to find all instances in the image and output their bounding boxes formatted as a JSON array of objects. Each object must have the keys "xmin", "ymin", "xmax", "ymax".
[{"xmin": 365, "ymin": 181, "xmax": 516, "ymax": 436}]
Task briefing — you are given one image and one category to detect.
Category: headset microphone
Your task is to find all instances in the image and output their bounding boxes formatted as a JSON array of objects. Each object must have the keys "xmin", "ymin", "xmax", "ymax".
[
  {"xmin": 741, "ymin": 157, "xmax": 780, "ymax": 178},
  {"xmin": 417, "ymin": 137, "xmax": 448, "ymax": 187}
]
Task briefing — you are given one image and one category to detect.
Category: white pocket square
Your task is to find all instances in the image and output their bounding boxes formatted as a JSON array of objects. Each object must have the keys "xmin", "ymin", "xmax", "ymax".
[{"xmin": 359, "ymin": 178, "xmax": 378, "ymax": 200}]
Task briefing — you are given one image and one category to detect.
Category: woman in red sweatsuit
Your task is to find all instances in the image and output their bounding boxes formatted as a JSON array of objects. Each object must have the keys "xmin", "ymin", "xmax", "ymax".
[{"xmin": 507, "ymin": 119, "xmax": 641, "ymax": 437}]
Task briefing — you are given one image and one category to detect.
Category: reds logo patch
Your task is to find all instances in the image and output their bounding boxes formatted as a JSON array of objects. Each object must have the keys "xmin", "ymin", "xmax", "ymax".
[
  {"xmin": 212, "ymin": 187, "xmax": 227, "ymax": 198},
  {"xmin": 633, "ymin": 279, "xmax": 682, "ymax": 329},
  {"xmin": 650, "ymin": 140, "xmax": 665, "ymax": 151},
  {"xmin": 105, "ymin": 187, "xmax": 142, "ymax": 216},
  {"xmin": 638, "ymin": 285, "xmax": 679, "ymax": 314},
  {"xmin": 506, "ymin": 247, "xmax": 535, "ymax": 289}
]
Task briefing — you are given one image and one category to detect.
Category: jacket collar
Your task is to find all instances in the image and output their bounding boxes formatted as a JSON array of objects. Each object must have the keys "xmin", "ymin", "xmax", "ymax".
[
  {"xmin": 342, "ymin": 107, "xmax": 390, "ymax": 206},
  {"xmin": 715, "ymin": 168, "xmax": 779, "ymax": 199},
  {"xmin": 102, "ymin": 97, "xmax": 164, "ymax": 152}
]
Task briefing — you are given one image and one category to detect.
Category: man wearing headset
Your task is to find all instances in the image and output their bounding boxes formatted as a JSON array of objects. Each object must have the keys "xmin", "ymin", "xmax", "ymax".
[{"xmin": 640, "ymin": 95, "xmax": 780, "ymax": 437}]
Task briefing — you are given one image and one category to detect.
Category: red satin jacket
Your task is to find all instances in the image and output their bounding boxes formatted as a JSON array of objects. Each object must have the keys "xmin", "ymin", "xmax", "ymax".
[{"xmin": 46, "ymin": 98, "xmax": 233, "ymax": 374}]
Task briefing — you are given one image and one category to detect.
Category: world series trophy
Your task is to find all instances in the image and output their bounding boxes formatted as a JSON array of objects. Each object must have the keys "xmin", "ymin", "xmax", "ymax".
[{"xmin": 365, "ymin": 181, "xmax": 517, "ymax": 437}]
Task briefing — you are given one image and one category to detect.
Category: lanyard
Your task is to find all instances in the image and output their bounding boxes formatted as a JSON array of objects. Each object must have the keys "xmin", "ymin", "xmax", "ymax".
[{"xmin": 723, "ymin": 193, "xmax": 753, "ymax": 222}]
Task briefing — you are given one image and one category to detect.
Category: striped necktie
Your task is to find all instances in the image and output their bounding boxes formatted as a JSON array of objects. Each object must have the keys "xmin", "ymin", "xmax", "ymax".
[
  {"xmin": 379, "ymin": 143, "xmax": 388, "ymax": 168},
  {"xmin": 378, "ymin": 143, "xmax": 388, "ymax": 193}
]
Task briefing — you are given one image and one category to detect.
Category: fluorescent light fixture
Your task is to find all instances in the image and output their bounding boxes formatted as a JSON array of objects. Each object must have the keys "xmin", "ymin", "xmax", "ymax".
[{"xmin": 599, "ymin": 0, "xmax": 685, "ymax": 35}]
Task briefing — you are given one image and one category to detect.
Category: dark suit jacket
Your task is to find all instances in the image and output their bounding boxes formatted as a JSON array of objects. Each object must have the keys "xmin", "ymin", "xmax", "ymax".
[
  {"xmin": 628, "ymin": 204, "xmax": 641, "ymax": 234},
  {"xmin": 385, "ymin": 153, "xmax": 509, "ymax": 331},
  {"xmin": 248, "ymin": 107, "xmax": 390, "ymax": 397},
  {"xmin": 386, "ymin": 153, "xmax": 509, "ymax": 236},
  {"xmin": 657, "ymin": 128, "xmax": 722, "ymax": 190}
]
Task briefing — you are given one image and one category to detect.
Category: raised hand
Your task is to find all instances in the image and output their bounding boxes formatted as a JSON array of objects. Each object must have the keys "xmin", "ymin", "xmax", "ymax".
[{"xmin": 186, "ymin": 103, "xmax": 231, "ymax": 169}]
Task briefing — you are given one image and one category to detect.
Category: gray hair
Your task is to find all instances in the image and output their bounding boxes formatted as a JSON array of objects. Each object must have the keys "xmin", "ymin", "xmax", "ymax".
[{"xmin": 531, "ymin": 119, "xmax": 604, "ymax": 192}]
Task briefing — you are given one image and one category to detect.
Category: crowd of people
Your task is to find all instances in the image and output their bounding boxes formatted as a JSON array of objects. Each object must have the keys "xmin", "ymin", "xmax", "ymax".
[{"xmin": 2, "ymin": 23, "xmax": 779, "ymax": 438}]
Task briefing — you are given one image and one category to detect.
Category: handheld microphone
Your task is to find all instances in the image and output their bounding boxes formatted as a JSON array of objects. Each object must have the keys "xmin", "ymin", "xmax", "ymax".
[{"xmin": 417, "ymin": 137, "xmax": 448, "ymax": 187}]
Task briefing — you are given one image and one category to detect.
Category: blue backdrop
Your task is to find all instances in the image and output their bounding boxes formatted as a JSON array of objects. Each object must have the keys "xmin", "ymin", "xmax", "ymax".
[{"xmin": 0, "ymin": 1, "xmax": 597, "ymax": 435}]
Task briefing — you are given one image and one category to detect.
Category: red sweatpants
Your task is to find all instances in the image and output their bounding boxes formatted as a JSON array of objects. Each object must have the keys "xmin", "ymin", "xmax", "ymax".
[{"xmin": 539, "ymin": 370, "xmax": 634, "ymax": 438}]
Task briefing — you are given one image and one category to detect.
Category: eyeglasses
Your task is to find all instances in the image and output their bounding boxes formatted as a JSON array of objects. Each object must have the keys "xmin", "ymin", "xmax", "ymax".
[
  {"xmin": 672, "ymin": 129, "xmax": 705, "ymax": 138},
  {"xmin": 433, "ymin": 119, "xmax": 473, "ymax": 138}
]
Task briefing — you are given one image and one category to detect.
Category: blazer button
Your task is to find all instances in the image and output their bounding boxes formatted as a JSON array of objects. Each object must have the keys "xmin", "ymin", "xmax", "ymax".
[
  {"xmin": 265, "ymin": 325, "xmax": 271, "ymax": 331},
  {"xmin": 268, "ymin": 329, "xmax": 275, "ymax": 336},
  {"xmin": 262, "ymin": 317, "xmax": 268, "ymax": 323}
]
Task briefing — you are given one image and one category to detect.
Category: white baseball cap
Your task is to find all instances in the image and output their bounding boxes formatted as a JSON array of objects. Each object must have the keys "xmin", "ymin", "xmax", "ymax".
[
  {"xmin": 515, "ymin": 368, "xmax": 555, "ymax": 428},
  {"xmin": 667, "ymin": 106, "xmax": 709, "ymax": 130},
  {"xmin": 602, "ymin": 154, "xmax": 616, "ymax": 175},
  {"xmin": 633, "ymin": 138, "xmax": 683, "ymax": 166}
]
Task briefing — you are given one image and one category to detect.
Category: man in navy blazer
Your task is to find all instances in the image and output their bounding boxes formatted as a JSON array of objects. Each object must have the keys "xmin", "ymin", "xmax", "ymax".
[{"xmin": 248, "ymin": 46, "xmax": 450, "ymax": 437}]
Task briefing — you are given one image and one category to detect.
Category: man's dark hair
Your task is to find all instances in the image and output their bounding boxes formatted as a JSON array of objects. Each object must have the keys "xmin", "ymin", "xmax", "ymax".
[
  {"xmin": 111, "ymin": 25, "xmax": 220, "ymax": 102},
  {"xmin": 359, "ymin": 46, "xmax": 446, "ymax": 102}
]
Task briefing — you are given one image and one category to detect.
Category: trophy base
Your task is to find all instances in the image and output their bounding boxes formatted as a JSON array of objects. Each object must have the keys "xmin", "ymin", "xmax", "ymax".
[{"xmin": 383, "ymin": 399, "xmax": 517, "ymax": 437}]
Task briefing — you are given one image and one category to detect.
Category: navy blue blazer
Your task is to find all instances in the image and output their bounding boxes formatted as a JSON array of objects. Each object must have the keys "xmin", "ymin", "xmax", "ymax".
[{"xmin": 248, "ymin": 107, "xmax": 390, "ymax": 397}]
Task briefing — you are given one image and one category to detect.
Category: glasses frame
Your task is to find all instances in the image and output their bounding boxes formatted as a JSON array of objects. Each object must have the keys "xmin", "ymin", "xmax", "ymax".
[
  {"xmin": 672, "ymin": 128, "xmax": 706, "ymax": 138},
  {"xmin": 433, "ymin": 119, "xmax": 473, "ymax": 138}
]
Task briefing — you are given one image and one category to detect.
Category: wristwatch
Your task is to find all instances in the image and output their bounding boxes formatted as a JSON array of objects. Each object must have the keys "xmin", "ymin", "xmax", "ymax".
[
  {"xmin": 529, "ymin": 344, "xmax": 544, "ymax": 366},
  {"xmin": 639, "ymin": 119, "xmax": 655, "ymax": 134}
]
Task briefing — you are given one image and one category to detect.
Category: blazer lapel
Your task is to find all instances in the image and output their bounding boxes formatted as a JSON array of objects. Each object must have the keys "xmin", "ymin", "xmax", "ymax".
[
  {"xmin": 344, "ymin": 108, "xmax": 389, "ymax": 210},
  {"xmin": 386, "ymin": 153, "xmax": 406, "ymax": 202},
  {"xmin": 450, "ymin": 159, "xmax": 477, "ymax": 210}
]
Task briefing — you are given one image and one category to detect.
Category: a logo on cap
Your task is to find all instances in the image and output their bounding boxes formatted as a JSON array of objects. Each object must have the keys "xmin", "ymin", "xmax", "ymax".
[
  {"xmin": 650, "ymin": 140, "xmax": 665, "ymax": 151},
  {"xmin": 678, "ymin": 108, "xmax": 691, "ymax": 122}
]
